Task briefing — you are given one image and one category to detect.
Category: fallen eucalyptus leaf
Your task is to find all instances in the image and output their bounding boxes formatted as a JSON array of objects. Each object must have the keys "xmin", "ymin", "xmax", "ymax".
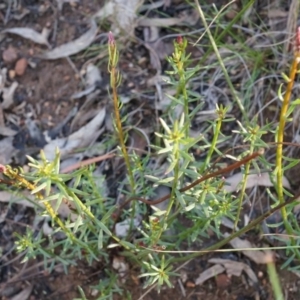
[
  {"xmin": 195, "ymin": 264, "xmax": 225, "ymax": 285},
  {"xmin": 224, "ymin": 171, "xmax": 291, "ymax": 193},
  {"xmin": 40, "ymin": 19, "xmax": 97, "ymax": 60},
  {"xmin": 138, "ymin": 17, "xmax": 185, "ymax": 27},
  {"xmin": 224, "ymin": 233, "xmax": 274, "ymax": 264},
  {"xmin": 72, "ymin": 63, "xmax": 102, "ymax": 99},
  {"xmin": 2, "ymin": 27, "xmax": 50, "ymax": 47},
  {"xmin": 0, "ymin": 68, "xmax": 18, "ymax": 109},
  {"xmin": 93, "ymin": 1, "xmax": 114, "ymax": 19},
  {"xmin": 0, "ymin": 137, "xmax": 16, "ymax": 164},
  {"xmin": 1, "ymin": 81, "xmax": 18, "ymax": 109},
  {"xmin": 115, "ymin": 216, "xmax": 141, "ymax": 237},
  {"xmin": 10, "ymin": 285, "xmax": 33, "ymax": 300},
  {"xmin": 0, "ymin": 126, "xmax": 17, "ymax": 136},
  {"xmin": 0, "ymin": 190, "xmax": 77, "ymax": 221},
  {"xmin": 208, "ymin": 258, "xmax": 258, "ymax": 284},
  {"xmin": 149, "ymin": 185, "xmax": 170, "ymax": 211},
  {"xmin": 43, "ymin": 107, "xmax": 106, "ymax": 160},
  {"xmin": 94, "ymin": 0, "xmax": 143, "ymax": 35}
]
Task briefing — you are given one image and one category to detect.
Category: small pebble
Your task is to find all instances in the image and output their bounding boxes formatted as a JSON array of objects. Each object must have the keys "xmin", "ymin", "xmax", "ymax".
[
  {"xmin": 225, "ymin": 3, "xmax": 238, "ymax": 20},
  {"xmin": 215, "ymin": 273, "xmax": 231, "ymax": 289},
  {"xmin": 15, "ymin": 58, "xmax": 28, "ymax": 76},
  {"xmin": 186, "ymin": 281, "xmax": 195, "ymax": 288},
  {"xmin": 9, "ymin": 69, "xmax": 16, "ymax": 79},
  {"xmin": 2, "ymin": 46, "xmax": 18, "ymax": 64}
]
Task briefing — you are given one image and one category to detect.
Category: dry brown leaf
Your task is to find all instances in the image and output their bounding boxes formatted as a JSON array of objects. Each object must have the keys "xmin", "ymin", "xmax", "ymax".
[
  {"xmin": 0, "ymin": 190, "xmax": 77, "ymax": 221},
  {"xmin": 285, "ymin": 0, "xmax": 299, "ymax": 54},
  {"xmin": 1, "ymin": 81, "xmax": 18, "ymax": 109},
  {"xmin": 224, "ymin": 171, "xmax": 291, "ymax": 193},
  {"xmin": 138, "ymin": 17, "xmax": 184, "ymax": 27},
  {"xmin": 94, "ymin": 0, "xmax": 143, "ymax": 36},
  {"xmin": 0, "ymin": 137, "xmax": 16, "ymax": 164},
  {"xmin": 93, "ymin": 1, "xmax": 114, "ymax": 19},
  {"xmin": 129, "ymin": 128, "xmax": 149, "ymax": 156},
  {"xmin": 143, "ymin": 26, "xmax": 162, "ymax": 71},
  {"xmin": 149, "ymin": 185, "xmax": 170, "ymax": 211},
  {"xmin": 2, "ymin": 27, "xmax": 50, "ymax": 47},
  {"xmin": 72, "ymin": 63, "xmax": 102, "ymax": 99},
  {"xmin": 0, "ymin": 68, "xmax": 19, "ymax": 109},
  {"xmin": 11, "ymin": 285, "xmax": 33, "ymax": 300},
  {"xmin": 293, "ymin": 196, "xmax": 300, "ymax": 215},
  {"xmin": 0, "ymin": 191, "xmax": 34, "ymax": 207},
  {"xmin": 0, "ymin": 126, "xmax": 17, "ymax": 136},
  {"xmin": 43, "ymin": 107, "xmax": 106, "ymax": 160},
  {"xmin": 179, "ymin": 9, "xmax": 199, "ymax": 26},
  {"xmin": 195, "ymin": 264, "xmax": 225, "ymax": 285},
  {"xmin": 113, "ymin": 0, "xmax": 143, "ymax": 35},
  {"xmin": 146, "ymin": 74, "xmax": 171, "ymax": 87},
  {"xmin": 221, "ymin": 216, "xmax": 238, "ymax": 230},
  {"xmin": 208, "ymin": 258, "xmax": 258, "ymax": 284},
  {"xmin": 70, "ymin": 92, "xmax": 100, "ymax": 130},
  {"xmin": 267, "ymin": 9, "xmax": 289, "ymax": 19},
  {"xmin": 224, "ymin": 233, "xmax": 274, "ymax": 264},
  {"xmin": 115, "ymin": 216, "xmax": 141, "ymax": 237},
  {"xmin": 40, "ymin": 19, "xmax": 97, "ymax": 60},
  {"xmin": 143, "ymin": 26, "xmax": 173, "ymax": 70}
]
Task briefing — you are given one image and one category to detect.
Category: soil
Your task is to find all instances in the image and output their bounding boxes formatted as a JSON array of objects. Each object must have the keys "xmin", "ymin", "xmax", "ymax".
[{"xmin": 1, "ymin": 0, "xmax": 300, "ymax": 300}]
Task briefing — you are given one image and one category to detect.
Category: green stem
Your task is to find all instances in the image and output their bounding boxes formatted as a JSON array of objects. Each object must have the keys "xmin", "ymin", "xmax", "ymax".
[
  {"xmin": 234, "ymin": 145, "xmax": 254, "ymax": 229},
  {"xmin": 170, "ymin": 191, "xmax": 299, "ymax": 263},
  {"xmin": 108, "ymin": 34, "xmax": 136, "ymax": 234},
  {"xmin": 176, "ymin": 72, "xmax": 189, "ymax": 137},
  {"xmin": 267, "ymin": 261, "xmax": 284, "ymax": 300},
  {"xmin": 195, "ymin": 3, "xmax": 249, "ymax": 123},
  {"xmin": 197, "ymin": 0, "xmax": 255, "ymax": 69},
  {"xmin": 154, "ymin": 142, "xmax": 180, "ymax": 245},
  {"xmin": 110, "ymin": 68, "xmax": 135, "ymax": 192},
  {"xmin": 201, "ymin": 107, "xmax": 223, "ymax": 173}
]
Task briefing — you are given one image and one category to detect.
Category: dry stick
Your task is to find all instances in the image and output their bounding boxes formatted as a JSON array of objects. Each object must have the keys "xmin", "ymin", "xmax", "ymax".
[
  {"xmin": 60, "ymin": 142, "xmax": 298, "ymax": 174},
  {"xmin": 0, "ymin": 259, "xmax": 57, "ymax": 293},
  {"xmin": 60, "ymin": 152, "xmax": 116, "ymax": 173},
  {"xmin": 276, "ymin": 27, "xmax": 300, "ymax": 254}
]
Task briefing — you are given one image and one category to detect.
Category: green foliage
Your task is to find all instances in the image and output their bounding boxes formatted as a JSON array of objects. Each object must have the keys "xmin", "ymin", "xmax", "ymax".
[{"xmin": 3, "ymin": 2, "xmax": 300, "ymax": 299}]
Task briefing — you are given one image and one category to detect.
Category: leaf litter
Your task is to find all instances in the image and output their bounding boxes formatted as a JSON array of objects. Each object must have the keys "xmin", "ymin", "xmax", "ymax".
[
  {"xmin": 71, "ymin": 63, "xmax": 102, "ymax": 99},
  {"xmin": 224, "ymin": 233, "xmax": 275, "ymax": 265},
  {"xmin": 0, "ymin": 0, "xmax": 300, "ymax": 298},
  {"xmin": 39, "ymin": 18, "xmax": 98, "ymax": 60},
  {"xmin": 0, "ymin": 68, "xmax": 18, "ymax": 109},
  {"xmin": 1, "ymin": 27, "xmax": 51, "ymax": 47},
  {"xmin": 43, "ymin": 107, "xmax": 106, "ymax": 160},
  {"xmin": 94, "ymin": 0, "xmax": 143, "ymax": 36},
  {"xmin": 224, "ymin": 170, "xmax": 291, "ymax": 193}
]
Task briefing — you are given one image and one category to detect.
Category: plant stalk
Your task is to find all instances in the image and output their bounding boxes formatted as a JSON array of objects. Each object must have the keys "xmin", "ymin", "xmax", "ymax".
[{"xmin": 276, "ymin": 46, "xmax": 300, "ymax": 238}]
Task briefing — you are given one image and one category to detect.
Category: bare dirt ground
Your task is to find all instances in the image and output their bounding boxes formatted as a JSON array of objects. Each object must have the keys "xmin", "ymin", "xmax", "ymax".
[{"xmin": 1, "ymin": 0, "xmax": 300, "ymax": 299}]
